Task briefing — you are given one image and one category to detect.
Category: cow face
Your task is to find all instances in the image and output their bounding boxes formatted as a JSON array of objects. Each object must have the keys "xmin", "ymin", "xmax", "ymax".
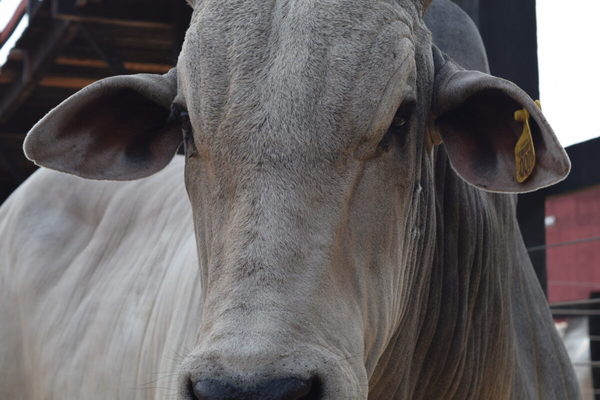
[
  {"xmin": 23, "ymin": 0, "xmax": 569, "ymax": 399},
  {"xmin": 176, "ymin": 1, "xmax": 428, "ymax": 398}
]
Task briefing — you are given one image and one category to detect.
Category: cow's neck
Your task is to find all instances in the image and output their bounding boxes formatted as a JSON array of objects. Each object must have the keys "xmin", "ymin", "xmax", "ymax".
[{"xmin": 370, "ymin": 149, "xmax": 519, "ymax": 399}]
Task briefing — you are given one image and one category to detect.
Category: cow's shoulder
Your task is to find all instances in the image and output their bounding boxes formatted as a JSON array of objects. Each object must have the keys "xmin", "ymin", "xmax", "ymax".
[
  {"xmin": 0, "ymin": 156, "xmax": 193, "ymax": 290},
  {"xmin": 0, "ymin": 157, "xmax": 201, "ymax": 398}
]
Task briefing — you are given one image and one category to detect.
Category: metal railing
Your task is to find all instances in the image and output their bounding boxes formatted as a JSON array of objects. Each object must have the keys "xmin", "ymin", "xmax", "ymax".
[{"xmin": 527, "ymin": 235, "xmax": 600, "ymax": 253}]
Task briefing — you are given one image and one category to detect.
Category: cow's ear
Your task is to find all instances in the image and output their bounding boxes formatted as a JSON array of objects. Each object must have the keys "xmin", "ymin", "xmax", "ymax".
[
  {"xmin": 24, "ymin": 69, "xmax": 181, "ymax": 181},
  {"xmin": 431, "ymin": 47, "xmax": 570, "ymax": 193}
]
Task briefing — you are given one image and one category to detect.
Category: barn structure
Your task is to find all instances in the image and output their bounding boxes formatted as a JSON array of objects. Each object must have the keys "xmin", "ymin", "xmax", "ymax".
[{"xmin": 0, "ymin": 0, "xmax": 190, "ymax": 200}]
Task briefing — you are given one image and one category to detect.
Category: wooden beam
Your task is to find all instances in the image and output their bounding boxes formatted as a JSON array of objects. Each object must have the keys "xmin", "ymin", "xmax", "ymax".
[
  {"xmin": 52, "ymin": 0, "xmax": 172, "ymax": 29},
  {"xmin": 54, "ymin": 57, "xmax": 106, "ymax": 68},
  {"xmin": 0, "ymin": 20, "xmax": 78, "ymax": 124},
  {"xmin": 39, "ymin": 75, "xmax": 96, "ymax": 88},
  {"xmin": 122, "ymin": 61, "xmax": 172, "ymax": 74},
  {"xmin": 54, "ymin": 56, "xmax": 172, "ymax": 73}
]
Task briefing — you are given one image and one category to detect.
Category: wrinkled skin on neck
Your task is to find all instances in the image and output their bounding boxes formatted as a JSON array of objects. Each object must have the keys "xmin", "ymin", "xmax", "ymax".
[{"xmin": 176, "ymin": 0, "xmax": 437, "ymax": 397}]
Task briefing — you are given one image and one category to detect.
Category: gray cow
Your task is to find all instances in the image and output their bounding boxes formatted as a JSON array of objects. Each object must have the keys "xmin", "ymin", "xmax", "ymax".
[{"xmin": 0, "ymin": 0, "xmax": 579, "ymax": 399}]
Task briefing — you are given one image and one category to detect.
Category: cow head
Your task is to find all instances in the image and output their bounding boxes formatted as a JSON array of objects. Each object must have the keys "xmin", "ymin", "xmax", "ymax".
[{"xmin": 23, "ymin": 0, "xmax": 569, "ymax": 398}]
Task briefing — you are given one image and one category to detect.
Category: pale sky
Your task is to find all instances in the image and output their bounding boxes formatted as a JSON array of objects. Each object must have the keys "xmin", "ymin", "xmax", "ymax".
[
  {"xmin": 0, "ymin": 0, "xmax": 21, "ymax": 29},
  {"xmin": 537, "ymin": 1, "xmax": 600, "ymax": 147},
  {"xmin": 1, "ymin": 0, "xmax": 599, "ymax": 147},
  {"xmin": 0, "ymin": 0, "xmax": 28, "ymax": 66}
]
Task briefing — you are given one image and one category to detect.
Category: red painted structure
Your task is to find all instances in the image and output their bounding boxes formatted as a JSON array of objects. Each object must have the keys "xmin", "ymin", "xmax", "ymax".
[{"xmin": 546, "ymin": 184, "xmax": 600, "ymax": 303}]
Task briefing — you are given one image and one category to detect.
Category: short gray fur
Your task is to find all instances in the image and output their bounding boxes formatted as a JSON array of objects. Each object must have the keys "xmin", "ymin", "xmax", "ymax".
[
  {"xmin": 425, "ymin": 0, "xmax": 489, "ymax": 73},
  {"xmin": 449, "ymin": 0, "xmax": 479, "ymax": 26}
]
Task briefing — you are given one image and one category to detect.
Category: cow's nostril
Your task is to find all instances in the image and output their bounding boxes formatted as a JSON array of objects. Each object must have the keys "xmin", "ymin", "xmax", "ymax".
[
  {"xmin": 259, "ymin": 376, "xmax": 319, "ymax": 400},
  {"xmin": 191, "ymin": 376, "xmax": 321, "ymax": 400}
]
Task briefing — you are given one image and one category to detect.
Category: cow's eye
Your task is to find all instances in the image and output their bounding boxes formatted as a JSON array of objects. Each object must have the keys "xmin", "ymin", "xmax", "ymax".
[
  {"xmin": 378, "ymin": 102, "xmax": 415, "ymax": 152},
  {"xmin": 169, "ymin": 104, "xmax": 196, "ymax": 157}
]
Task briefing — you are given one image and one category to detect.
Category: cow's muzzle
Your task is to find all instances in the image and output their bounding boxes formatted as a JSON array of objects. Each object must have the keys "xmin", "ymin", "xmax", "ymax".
[
  {"xmin": 190, "ymin": 376, "xmax": 322, "ymax": 400},
  {"xmin": 181, "ymin": 342, "xmax": 367, "ymax": 399}
]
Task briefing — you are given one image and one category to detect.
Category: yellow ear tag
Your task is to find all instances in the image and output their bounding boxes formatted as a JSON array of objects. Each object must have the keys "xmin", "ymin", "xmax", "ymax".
[{"xmin": 514, "ymin": 100, "xmax": 541, "ymax": 183}]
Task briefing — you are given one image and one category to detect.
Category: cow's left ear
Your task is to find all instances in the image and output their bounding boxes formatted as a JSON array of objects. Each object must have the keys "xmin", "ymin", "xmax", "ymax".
[
  {"xmin": 24, "ymin": 69, "xmax": 181, "ymax": 180},
  {"xmin": 431, "ymin": 47, "xmax": 570, "ymax": 193}
]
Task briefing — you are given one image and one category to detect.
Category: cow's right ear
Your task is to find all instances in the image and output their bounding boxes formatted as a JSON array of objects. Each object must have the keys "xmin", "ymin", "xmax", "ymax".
[
  {"xmin": 430, "ymin": 46, "xmax": 570, "ymax": 193},
  {"xmin": 24, "ymin": 69, "xmax": 181, "ymax": 181}
]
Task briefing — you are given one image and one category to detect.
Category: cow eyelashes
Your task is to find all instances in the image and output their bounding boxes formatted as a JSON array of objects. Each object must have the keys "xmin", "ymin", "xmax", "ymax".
[
  {"xmin": 169, "ymin": 104, "xmax": 197, "ymax": 157},
  {"xmin": 391, "ymin": 114, "xmax": 408, "ymax": 129},
  {"xmin": 378, "ymin": 102, "xmax": 415, "ymax": 152},
  {"xmin": 392, "ymin": 100, "xmax": 416, "ymax": 131}
]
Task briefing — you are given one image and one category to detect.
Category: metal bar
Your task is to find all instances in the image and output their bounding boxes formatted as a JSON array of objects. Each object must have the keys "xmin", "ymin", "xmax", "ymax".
[
  {"xmin": 572, "ymin": 362, "xmax": 600, "ymax": 367},
  {"xmin": 77, "ymin": 22, "xmax": 126, "ymax": 75},
  {"xmin": 551, "ymin": 309, "xmax": 600, "ymax": 316},
  {"xmin": 549, "ymin": 281, "xmax": 600, "ymax": 289},
  {"xmin": 527, "ymin": 235, "xmax": 600, "ymax": 253},
  {"xmin": 551, "ymin": 298, "xmax": 600, "ymax": 308}
]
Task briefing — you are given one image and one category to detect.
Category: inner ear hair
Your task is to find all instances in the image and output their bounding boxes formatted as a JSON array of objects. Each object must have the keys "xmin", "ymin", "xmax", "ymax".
[
  {"xmin": 420, "ymin": 0, "xmax": 433, "ymax": 13},
  {"xmin": 426, "ymin": 125, "xmax": 443, "ymax": 151}
]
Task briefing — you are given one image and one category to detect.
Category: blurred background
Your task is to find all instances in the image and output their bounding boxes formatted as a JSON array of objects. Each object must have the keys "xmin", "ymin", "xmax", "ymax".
[{"xmin": 0, "ymin": 0, "xmax": 598, "ymax": 397}]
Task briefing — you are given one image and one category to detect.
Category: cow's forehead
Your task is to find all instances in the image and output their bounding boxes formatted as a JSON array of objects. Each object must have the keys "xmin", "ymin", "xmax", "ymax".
[
  {"xmin": 177, "ymin": 0, "xmax": 419, "ymax": 163},
  {"xmin": 190, "ymin": 0, "xmax": 419, "ymax": 24}
]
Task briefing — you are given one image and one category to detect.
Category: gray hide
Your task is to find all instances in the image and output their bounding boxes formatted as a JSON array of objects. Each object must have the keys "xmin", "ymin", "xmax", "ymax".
[
  {"xmin": 0, "ymin": 0, "xmax": 579, "ymax": 399},
  {"xmin": 425, "ymin": 0, "xmax": 489, "ymax": 73}
]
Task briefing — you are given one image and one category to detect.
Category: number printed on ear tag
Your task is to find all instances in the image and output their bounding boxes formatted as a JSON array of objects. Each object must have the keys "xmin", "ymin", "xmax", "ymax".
[{"xmin": 514, "ymin": 101, "xmax": 541, "ymax": 183}]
